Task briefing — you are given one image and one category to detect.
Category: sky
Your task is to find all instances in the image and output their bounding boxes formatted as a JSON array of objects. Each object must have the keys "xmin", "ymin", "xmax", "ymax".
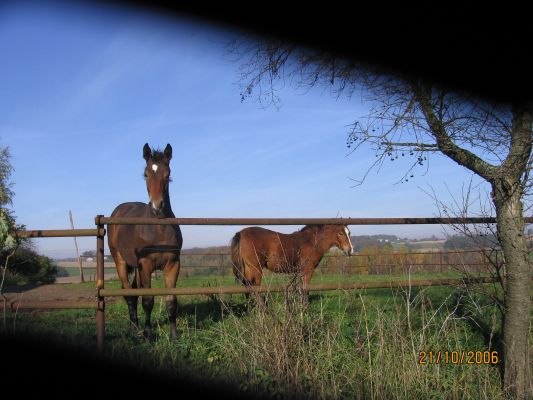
[{"xmin": 0, "ymin": 2, "xmax": 491, "ymax": 258}]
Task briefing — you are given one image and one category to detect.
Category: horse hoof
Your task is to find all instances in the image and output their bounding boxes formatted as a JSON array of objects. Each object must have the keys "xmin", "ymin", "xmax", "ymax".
[
  {"xmin": 170, "ymin": 329, "xmax": 178, "ymax": 341},
  {"xmin": 130, "ymin": 324, "xmax": 141, "ymax": 337},
  {"xmin": 143, "ymin": 329, "xmax": 155, "ymax": 342}
]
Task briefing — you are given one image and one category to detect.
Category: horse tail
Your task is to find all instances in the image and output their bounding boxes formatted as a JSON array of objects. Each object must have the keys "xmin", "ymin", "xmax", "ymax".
[{"xmin": 230, "ymin": 231, "xmax": 245, "ymax": 283}]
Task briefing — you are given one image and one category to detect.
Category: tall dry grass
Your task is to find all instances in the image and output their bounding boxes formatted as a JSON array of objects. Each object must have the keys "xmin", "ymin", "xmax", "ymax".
[{"xmin": 213, "ymin": 277, "xmax": 506, "ymax": 399}]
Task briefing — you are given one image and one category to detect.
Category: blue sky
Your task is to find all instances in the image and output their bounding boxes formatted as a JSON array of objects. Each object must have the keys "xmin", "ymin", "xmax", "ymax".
[{"xmin": 0, "ymin": 2, "xmax": 490, "ymax": 258}]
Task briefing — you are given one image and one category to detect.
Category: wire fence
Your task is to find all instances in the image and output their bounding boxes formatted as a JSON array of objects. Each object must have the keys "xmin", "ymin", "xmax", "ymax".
[{"xmin": 59, "ymin": 248, "xmax": 497, "ymax": 282}]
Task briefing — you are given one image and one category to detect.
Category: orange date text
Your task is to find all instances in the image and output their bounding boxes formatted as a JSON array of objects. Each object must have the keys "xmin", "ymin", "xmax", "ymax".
[{"xmin": 418, "ymin": 351, "xmax": 499, "ymax": 365}]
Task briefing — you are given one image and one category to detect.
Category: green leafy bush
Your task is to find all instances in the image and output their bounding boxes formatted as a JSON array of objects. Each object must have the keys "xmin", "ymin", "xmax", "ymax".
[{"xmin": 1, "ymin": 245, "xmax": 58, "ymax": 285}]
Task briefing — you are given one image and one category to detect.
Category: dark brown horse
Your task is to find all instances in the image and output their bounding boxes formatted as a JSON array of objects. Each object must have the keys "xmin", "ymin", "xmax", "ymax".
[
  {"xmin": 230, "ymin": 224, "xmax": 354, "ymax": 304},
  {"xmin": 108, "ymin": 143, "xmax": 183, "ymax": 340}
]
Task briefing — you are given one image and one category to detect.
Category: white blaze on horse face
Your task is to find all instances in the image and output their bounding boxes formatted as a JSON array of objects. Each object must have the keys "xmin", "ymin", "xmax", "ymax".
[
  {"xmin": 344, "ymin": 227, "xmax": 354, "ymax": 254},
  {"xmin": 147, "ymin": 164, "xmax": 164, "ymax": 211}
]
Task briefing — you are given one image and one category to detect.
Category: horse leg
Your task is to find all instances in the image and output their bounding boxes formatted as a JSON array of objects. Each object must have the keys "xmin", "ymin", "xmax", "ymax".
[
  {"xmin": 163, "ymin": 259, "xmax": 180, "ymax": 340},
  {"xmin": 138, "ymin": 259, "xmax": 155, "ymax": 341},
  {"xmin": 113, "ymin": 251, "xmax": 139, "ymax": 334},
  {"xmin": 301, "ymin": 268, "xmax": 314, "ymax": 306},
  {"xmin": 244, "ymin": 262, "xmax": 265, "ymax": 309},
  {"xmin": 129, "ymin": 272, "xmax": 140, "ymax": 333},
  {"xmin": 234, "ymin": 269, "xmax": 250, "ymax": 304},
  {"xmin": 238, "ymin": 275, "xmax": 253, "ymax": 307}
]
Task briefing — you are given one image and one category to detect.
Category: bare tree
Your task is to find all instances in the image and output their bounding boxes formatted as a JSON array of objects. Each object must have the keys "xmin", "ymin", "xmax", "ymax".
[{"xmin": 229, "ymin": 38, "xmax": 533, "ymax": 399}]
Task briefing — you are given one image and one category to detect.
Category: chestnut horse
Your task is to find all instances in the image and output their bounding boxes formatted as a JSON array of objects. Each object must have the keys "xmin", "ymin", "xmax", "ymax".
[
  {"xmin": 230, "ymin": 224, "xmax": 354, "ymax": 304},
  {"xmin": 107, "ymin": 143, "xmax": 183, "ymax": 340}
]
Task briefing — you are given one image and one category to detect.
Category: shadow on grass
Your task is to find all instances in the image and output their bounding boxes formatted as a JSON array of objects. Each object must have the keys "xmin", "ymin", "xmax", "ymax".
[
  {"xmin": 177, "ymin": 295, "xmax": 250, "ymax": 324},
  {"xmin": 174, "ymin": 290, "xmax": 345, "ymax": 327},
  {"xmin": 2, "ymin": 282, "xmax": 43, "ymax": 293}
]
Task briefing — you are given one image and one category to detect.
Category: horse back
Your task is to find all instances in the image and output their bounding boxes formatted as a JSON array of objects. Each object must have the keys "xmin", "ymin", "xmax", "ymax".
[
  {"xmin": 107, "ymin": 202, "xmax": 183, "ymax": 267},
  {"xmin": 238, "ymin": 227, "xmax": 302, "ymax": 270}
]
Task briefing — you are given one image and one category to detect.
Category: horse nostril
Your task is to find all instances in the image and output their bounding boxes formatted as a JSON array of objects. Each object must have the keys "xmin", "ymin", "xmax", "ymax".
[{"xmin": 151, "ymin": 200, "xmax": 164, "ymax": 212}]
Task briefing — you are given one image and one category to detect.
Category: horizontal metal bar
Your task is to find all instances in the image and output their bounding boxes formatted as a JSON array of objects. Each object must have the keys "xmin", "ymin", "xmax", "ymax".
[
  {"xmin": 97, "ymin": 216, "xmax": 533, "ymax": 226},
  {"xmin": 169, "ymin": 263, "xmax": 488, "ymax": 270},
  {"xmin": 99, "ymin": 277, "xmax": 497, "ymax": 297},
  {"xmin": 0, "ymin": 278, "xmax": 498, "ymax": 311},
  {"xmin": 13, "ymin": 229, "xmax": 104, "ymax": 238},
  {"xmin": 2, "ymin": 300, "xmax": 99, "ymax": 310},
  {"xmin": 178, "ymin": 248, "xmax": 494, "ymax": 257}
]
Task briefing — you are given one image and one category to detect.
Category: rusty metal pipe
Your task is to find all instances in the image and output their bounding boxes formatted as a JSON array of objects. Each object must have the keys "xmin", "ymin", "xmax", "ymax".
[
  {"xmin": 2, "ymin": 300, "xmax": 98, "ymax": 310},
  {"xmin": 14, "ymin": 229, "xmax": 102, "ymax": 238},
  {"xmin": 98, "ymin": 277, "xmax": 497, "ymax": 297},
  {"xmin": 97, "ymin": 216, "xmax": 533, "ymax": 225}
]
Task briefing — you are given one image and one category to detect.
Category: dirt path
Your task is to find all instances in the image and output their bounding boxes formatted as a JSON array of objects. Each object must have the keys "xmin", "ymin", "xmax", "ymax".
[
  {"xmin": 3, "ymin": 284, "xmax": 95, "ymax": 303},
  {"xmin": 2, "ymin": 273, "xmax": 118, "ymax": 303},
  {"xmin": 55, "ymin": 273, "xmax": 118, "ymax": 285}
]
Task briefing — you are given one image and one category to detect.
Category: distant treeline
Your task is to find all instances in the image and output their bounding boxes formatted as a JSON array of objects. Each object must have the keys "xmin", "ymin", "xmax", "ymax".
[
  {"xmin": 350, "ymin": 235, "xmax": 400, "ymax": 252},
  {"xmin": 443, "ymin": 234, "xmax": 499, "ymax": 250},
  {"xmin": 181, "ymin": 246, "xmax": 229, "ymax": 255}
]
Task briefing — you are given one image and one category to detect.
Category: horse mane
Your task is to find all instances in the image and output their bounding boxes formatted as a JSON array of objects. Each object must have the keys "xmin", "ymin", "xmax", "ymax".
[
  {"xmin": 299, "ymin": 224, "xmax": 324, "ymax": 233},
  {"xmin": 150, "ymin": 149, "xmax": 166, "ymax": 162},
  {"xmin": 299, "ymin": 224, "xmax": 347, "ymax": 234}
]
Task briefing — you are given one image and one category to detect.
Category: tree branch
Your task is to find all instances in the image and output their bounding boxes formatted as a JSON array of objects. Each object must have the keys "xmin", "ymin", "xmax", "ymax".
[{"xmin": 411, "ymin": 82, "xmax": 499, "ymax": 182}]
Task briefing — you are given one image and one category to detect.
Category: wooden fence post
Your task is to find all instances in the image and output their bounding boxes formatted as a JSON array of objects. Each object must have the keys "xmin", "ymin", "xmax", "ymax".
[{"xmin": 69, "ymin": 210, "xmax": 84, "ymax": 283}]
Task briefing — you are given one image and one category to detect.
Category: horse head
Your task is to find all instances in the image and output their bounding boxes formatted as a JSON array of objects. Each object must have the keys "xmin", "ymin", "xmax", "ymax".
[
  {"xmin": 143, "ymin": 143, "xmax": 172, "ymax": 215},
  {"xmin": 333, "ymin": 225, "xmax": 354, "ymax": 256}
]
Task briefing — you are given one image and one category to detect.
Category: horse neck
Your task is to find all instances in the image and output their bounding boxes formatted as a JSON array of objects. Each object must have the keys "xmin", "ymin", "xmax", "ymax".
[
  {"xmin": 299, "ymin": 227, "xmax": 332, "ymax": 254},
  {"xmin": 162, "ymin": 189, "xmax": 174, "ymax": 218}
]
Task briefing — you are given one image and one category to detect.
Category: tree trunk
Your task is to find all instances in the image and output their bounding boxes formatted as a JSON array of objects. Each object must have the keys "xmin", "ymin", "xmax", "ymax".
[{"xmin": 493, "ymin": 180, "xmax": 532, "ymax": 399}]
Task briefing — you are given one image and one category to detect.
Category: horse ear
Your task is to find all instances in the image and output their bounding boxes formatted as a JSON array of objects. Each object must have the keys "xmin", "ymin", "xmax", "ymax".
[
  {"xmin": 164, "ymin": 143, "xmax": 172, "ymax": 161},
  {"xmin": 143, "ymin": 143, "xmax": 152, "ymax": 161}
]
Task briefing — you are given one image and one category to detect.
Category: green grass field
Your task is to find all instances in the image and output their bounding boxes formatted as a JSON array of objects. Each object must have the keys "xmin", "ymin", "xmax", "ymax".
[{"xmin": 3, "ymin": 269, "xmax": 523, "ymax": 400}]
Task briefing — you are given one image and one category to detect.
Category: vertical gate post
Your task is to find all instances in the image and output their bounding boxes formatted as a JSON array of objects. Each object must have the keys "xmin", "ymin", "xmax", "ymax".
[{"xmin": 95, "ymin": 215, "xmax": 106, "ymax": 353}]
